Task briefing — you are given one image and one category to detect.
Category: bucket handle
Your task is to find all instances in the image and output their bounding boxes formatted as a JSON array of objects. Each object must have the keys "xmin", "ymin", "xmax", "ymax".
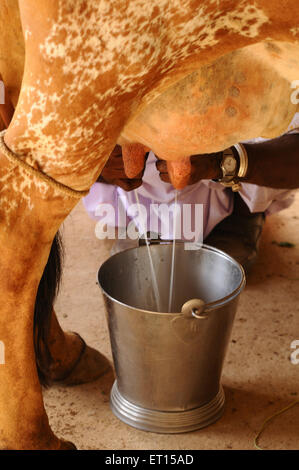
[{"xmin": 181, "ymin": 299, "xmax": 208, "ymax": 320}]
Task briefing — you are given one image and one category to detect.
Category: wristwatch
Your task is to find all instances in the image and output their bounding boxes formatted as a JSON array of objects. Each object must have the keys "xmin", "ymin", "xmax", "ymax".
[{"xmin": 215, "ymin": 143, "xmax": 248, "ymax": 192}]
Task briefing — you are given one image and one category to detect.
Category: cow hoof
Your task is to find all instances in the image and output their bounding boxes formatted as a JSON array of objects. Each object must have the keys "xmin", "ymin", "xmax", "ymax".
[{"xmin": 48, "ymin": 333, "xmax": 112, "ymax": 387}]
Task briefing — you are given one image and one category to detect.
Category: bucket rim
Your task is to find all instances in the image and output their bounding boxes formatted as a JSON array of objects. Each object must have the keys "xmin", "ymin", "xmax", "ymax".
[{"xmin": 98, "ymin": 243, "xmax": 246, "ymax": 316}]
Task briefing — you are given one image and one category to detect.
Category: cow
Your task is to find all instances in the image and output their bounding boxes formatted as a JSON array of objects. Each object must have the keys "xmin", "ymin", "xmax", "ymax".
[{"xmin": 0, "ymin": 0, "xmax": 298, "ymax": 450}]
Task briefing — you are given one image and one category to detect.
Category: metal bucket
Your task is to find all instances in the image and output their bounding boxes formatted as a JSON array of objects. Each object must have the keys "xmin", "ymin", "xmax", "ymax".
[{"xmin": 98, "ymin": 243, "xmax": 245, "ymax": 433}]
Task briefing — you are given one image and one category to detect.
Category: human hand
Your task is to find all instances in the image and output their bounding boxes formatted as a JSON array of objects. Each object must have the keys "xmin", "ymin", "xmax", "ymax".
[
  {"xmin": 156, "ymin": 152, "xmax": 222, "ymax": 186},
  {"xmin": 97, "ymin": 144, "xmax": 147, "ymax": 191}
]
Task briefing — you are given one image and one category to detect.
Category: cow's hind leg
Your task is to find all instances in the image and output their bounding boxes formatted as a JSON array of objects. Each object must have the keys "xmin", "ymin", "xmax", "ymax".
[
  {"xmin": 39, "ymin": 309, "xmax": 111, "ymax": 387},
  {"xmin": 35, "ymin": 235, "xmax": 110, "ymax": 387}
]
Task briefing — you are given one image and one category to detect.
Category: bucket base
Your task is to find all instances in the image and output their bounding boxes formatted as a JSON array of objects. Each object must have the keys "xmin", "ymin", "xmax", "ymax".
[{"xmin": 110, "ymin": 381, "xmax": 225, "ymax": 434}]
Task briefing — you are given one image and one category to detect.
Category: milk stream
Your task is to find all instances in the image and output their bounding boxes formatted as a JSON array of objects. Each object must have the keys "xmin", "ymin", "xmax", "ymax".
[
  {"xmin": 134, "ymin": 189, "xmax": 162, "ymax": 312},
  {"xmin": 168, "ymin": 190, "xmax": 178, "ymax": 313}
]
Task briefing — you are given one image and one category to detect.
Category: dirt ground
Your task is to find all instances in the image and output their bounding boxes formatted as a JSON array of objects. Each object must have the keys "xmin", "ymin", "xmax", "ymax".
[{"xmin": 44, "ymin": 193, "xmax": 299, "ymax": 450}]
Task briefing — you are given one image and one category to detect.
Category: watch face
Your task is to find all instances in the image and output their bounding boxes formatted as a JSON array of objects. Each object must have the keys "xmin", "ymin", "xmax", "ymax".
[{"xmin": 223, "ymin": 155, "xmax": 236, "ymax": 173}]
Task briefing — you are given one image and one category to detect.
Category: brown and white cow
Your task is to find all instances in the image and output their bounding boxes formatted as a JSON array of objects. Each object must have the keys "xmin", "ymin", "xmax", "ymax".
[{"xmin": 0, "ymin": 0, "xmax": 298, "ymax": 449}]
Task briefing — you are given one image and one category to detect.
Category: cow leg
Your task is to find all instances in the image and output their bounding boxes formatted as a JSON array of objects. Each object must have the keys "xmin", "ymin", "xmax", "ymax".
[
  {"xmin": 38, "ymin": 309, "xmax": 111, "ymax": 386},
  {"xmin": 0, "ymin": 0, "xmax": 146, "ymax": 448},
  {"xmin": 0, "ymin": 150, "xmax": 85, "ymax": 449},
  {"xmin": 32, "ymin": 230, "xmax": 110, "ymax": 387}
]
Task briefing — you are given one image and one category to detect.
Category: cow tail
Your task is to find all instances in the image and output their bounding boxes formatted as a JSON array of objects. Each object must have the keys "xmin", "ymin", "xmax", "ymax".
[{"xmin": 34, "ymin": 232, "xmax": 64, "ymax": 387}]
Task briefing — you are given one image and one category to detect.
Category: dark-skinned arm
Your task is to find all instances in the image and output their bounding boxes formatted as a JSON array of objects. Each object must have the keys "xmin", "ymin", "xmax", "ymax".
[
  {"xmin": 156, "ymin": 133, "xmax": 299, "ymax": 190},
  {"xmin": 241, "ymin": 133, "xmax": 299, "ymax": 189}
]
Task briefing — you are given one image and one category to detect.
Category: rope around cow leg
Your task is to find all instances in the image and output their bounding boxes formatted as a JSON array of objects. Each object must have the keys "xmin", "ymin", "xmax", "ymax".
[{"xmin": 0, "ymin": 130, "xmax": 89, "ymax": 199}]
